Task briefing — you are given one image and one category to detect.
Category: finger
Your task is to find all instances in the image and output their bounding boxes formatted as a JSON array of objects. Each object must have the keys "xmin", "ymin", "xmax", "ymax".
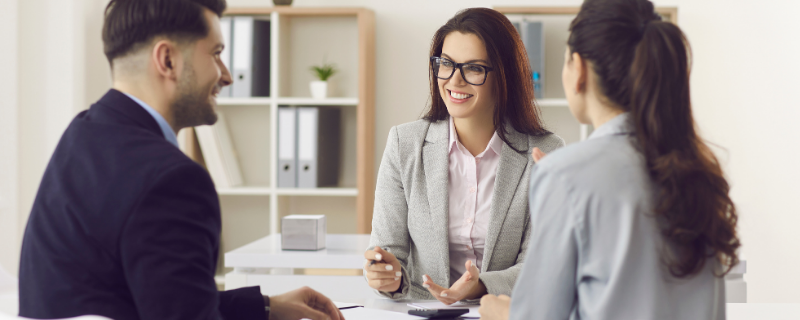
[
  {"xmin": 366, "ymin": 270, "xmax": 401, "ymax": 280},
  {"xmin": 422, "ymin": 275, "xmax": 449, "ymax": 297},
  {"xmin": 296, "ymin": 305, "xmax": 330, "ymax": 320},
  {"xmin": 468, "ymin": 260, "xmax": 480, "ymax": 278},
  {"xmin": 363, "ymin": 249, "xmax": 380, "ymax": 261},
  {"xmin": 499, "ymin": 294, "xmax": 511, "ymax": 301},
  {"xmin": 532, "ymin": 147, "xmax": 547, "ymax": 163},
  {"xmin": 365, "ymin": 262, "xmax": 395, "ymax": 272},
  {"xmin": 311, "ymin": 293, "xmax": 342, "ymax": 320},
  {"xmin": 373, "ymin": 246, "xmax": 398, "ymax": 264}
]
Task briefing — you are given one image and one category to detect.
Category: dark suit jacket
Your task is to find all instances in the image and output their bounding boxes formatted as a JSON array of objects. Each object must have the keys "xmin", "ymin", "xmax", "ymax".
[{"xmin": 19, "ymin": 89, "xmax": 266, "ymax": 320}]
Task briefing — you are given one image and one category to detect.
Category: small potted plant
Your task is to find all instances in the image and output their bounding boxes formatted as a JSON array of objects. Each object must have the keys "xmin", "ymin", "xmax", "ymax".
[{"xmin": 309, "ymin": 62, "xmax": 337, "ymax": 99}]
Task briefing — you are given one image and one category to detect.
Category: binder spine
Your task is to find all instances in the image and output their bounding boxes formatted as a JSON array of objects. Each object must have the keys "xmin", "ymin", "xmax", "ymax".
[
  {"xmin": 232, "ymin": 16, "xmax": 254, "ymax": 97},
  {"xmin": 296, "ymin": 107, "xmax": 318, "ymax": 188},
  {"xmin": 277, "ymin": 106, "xmax": 297, "ymax": 188},
  {"xmin": 297, "ymin": 107, "xmax": 341, "ymax": 188}
]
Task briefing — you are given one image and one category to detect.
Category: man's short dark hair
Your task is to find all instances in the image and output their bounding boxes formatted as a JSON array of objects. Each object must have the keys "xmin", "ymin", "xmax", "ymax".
[{"xmin": 102, "ymin": 0, "xmax": 227, "ymax": 65}]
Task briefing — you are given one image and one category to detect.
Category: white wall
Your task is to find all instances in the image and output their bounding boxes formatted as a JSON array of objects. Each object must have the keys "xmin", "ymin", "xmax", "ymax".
[
  {"xmin": 2, "ymin": 0, "xmax": 798, "ymax": 303},
  {"xmin": 0, "ymin": 0, "xmax": 21, "ymax": 277}
]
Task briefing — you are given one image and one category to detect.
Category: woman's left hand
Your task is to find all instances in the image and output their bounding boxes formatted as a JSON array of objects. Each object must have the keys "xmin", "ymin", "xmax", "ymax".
[
  {"xmin": 421, "ymin": 260, "xmax": 486, "ymax": 305},
  {"xmin": 478, "ymin": 294, "xmax": 511, "ymax": 320}
]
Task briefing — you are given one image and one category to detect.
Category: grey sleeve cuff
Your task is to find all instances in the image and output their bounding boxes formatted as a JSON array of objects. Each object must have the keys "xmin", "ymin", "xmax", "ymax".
[{"xmin": 477, "ymin": 267, "xmax": 520, "ymax": 297}]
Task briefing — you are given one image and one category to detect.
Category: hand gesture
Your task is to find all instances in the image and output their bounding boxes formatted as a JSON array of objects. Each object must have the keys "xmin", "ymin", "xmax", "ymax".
[
  {"xmin": 532, "ymin": 147, "xmax": 547, "ymax": 163},
  {"xmin": 268, "ymin": 286, "xmax": 344, "ymax": 320},
  {"xmin": 421, "ymin": 260, "xmax": 485, "ymax": 305},
  {"xmin": 478, "ymin": 294, "xmax": 511, "ymax": 320},
  {"xmin": 363, "ymin": 246, "xmax": 402, "ymax": 292}
]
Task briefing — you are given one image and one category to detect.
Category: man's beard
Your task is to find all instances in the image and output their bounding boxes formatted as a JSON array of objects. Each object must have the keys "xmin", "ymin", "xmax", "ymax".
[{"xmin": 173, "ymin": 62, "xmax": 218, "ymax": 128}]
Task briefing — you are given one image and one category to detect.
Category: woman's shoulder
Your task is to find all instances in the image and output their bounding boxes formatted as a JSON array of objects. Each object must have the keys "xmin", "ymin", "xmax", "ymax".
[
  {"xmin": 525, "ymin": 131, "xmax": 566, "ymax": 154},
  {"xmin": 390, "ymin": 119, "xmax": 445, "ymax": 143},
  {"xmin": 392, "ymin": 119, "xmax": 436, "ymax": 135}
]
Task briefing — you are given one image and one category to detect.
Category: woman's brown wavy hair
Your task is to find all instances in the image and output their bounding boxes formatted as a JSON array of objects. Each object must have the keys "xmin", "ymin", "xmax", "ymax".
[
  {"xmin": 568, "ymin": 0, "xmax": 740, "ymax": 277},
  {"xmin": 423, "ymin": 8, "xmax": 549, "ymax": 152}
]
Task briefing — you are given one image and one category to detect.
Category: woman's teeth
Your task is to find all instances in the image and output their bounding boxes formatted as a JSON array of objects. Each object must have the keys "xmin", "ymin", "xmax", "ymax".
[{"xmin": 450, "ymin": 90, "xmax": 473, "ymax": 100}]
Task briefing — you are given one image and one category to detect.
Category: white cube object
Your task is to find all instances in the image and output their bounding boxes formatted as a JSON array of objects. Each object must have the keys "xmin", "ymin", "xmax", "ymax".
[{"xmin": 281, "ymin": 215, "xmax": 326, "ymax": 250}]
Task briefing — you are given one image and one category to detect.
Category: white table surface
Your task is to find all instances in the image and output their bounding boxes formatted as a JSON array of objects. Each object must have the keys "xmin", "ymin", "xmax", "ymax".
[
  {"xmin": 337, "ymin": 300, "xmax": 800, "ymax": 320},
  {"xmin": 225, "ymin": 234, "xmax": 371, "ymax": 269}
]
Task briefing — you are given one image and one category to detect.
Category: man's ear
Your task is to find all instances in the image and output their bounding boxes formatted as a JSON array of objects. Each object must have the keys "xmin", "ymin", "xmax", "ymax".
[
  {"xmin": 572, "ymin": 52, "xmax": 588, "ymax": 94},
  {"xmin": 152, "ymin": 40, "xmax": 181, "ymax": 81}
]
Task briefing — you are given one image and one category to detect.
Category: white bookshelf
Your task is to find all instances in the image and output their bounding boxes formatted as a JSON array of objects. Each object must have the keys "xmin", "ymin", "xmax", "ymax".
[{"xmin": 184, "ymin": 7, "xmax": 375, "ymax": 255}]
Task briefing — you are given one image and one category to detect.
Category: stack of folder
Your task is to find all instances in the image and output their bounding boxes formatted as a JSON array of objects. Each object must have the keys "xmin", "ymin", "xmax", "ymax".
[
  {"xmin": 278, "ymin": 106, "xmax": 341, "ymax": 188},
  {"xmin": 219, "ymin": 16, "xmax": 271, "ymax": 98}
]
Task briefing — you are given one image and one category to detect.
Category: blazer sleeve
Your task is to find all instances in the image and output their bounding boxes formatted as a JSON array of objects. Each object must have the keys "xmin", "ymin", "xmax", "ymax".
[
  {"xmin": 476, "ymin": 207, "xmax": 532, "ymax": 297},
  {"xmin": 119, "ymin": 163, "xmax": 267, "ymax": 320},
  {"xmin": 367, "ymin": 126, "xmax": 413, "ymax": 299}
]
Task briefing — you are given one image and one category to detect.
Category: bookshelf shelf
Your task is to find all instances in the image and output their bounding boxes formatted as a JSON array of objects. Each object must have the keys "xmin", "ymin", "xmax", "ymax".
[
  {"xmin": 275, "ymin": 188, "xmax": 358, "ymax": 196},
  {"xmin": 276, "ymin": 97, "xmax": 359, "ymax": 106},
  {"xmin": 216, "ymin": 97, "xmax": 273, "ymax": 106},
  {"xmin": 218, "ymin": 187, "xmax": 272, "ymax": 196},
  {"xmin": 216, "ymin": 187, "xmax": 358, "ymax": 197},
  {"xmin": 538, "ymin": 99, "xmax": 569, "ymax": 108}
]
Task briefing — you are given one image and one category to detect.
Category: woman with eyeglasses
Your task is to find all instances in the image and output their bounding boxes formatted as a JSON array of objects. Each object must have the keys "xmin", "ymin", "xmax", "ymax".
[
  {"xmin": 363, "ymin": 8, "xmax": 564, "ymax": 304},
  {"xmin": 478, "ymin": 0, "xmax": 740, "ymax": 319}
]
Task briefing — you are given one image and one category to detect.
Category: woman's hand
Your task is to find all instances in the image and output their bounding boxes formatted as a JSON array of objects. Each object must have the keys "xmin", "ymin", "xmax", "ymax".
[
  {"xmin": 478, "ymin": 294, "xmax": 511, "ymax": 320},
  {"xmin": 421, "ymin": 260, "xmax": 486, "ymax": 305},
  {"xmin": 363, "ymin": 246, "xmax": 402, "ymax": 293},
  {"xmin": 532, "ymin": 147, "xmax": 547, "ymax": 163}
]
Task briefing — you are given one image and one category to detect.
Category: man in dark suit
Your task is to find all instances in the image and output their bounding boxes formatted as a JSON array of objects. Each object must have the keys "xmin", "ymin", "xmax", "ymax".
[{"xmin": 18, "ymin": 0, "xmax": 343, "ymax": 319}]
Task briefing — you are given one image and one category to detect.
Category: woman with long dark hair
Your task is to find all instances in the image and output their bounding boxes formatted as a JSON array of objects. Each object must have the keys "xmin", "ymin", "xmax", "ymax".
[
  {"xmin": 363, "ymin": 8, "xmax": 564, "ymax": 303},
  {"xmin": 479, "ymin": 0, "xmax": 739, "ymax": 319}
]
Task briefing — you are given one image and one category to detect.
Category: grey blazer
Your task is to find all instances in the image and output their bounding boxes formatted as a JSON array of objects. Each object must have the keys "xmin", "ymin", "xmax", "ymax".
[{"xmin": 368, "ymin": 118, "xmax": 565, "ymax": 299}]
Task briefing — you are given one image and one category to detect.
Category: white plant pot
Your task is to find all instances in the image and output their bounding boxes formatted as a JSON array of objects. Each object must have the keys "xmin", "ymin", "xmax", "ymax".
[{"xmin": 310, "ymin": 81, "xmax": 328, "ymax": 99}]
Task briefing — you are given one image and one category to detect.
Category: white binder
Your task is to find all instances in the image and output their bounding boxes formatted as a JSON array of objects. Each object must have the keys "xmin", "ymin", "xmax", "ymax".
[
  {"xmin": 297, "ymin": 107, "xmax": 341, "ymax": 188},
  {"xmin": 231, "ymin": 16, "xmax": 271, "ymax": 97},
  {"xmin": 219, "ymin": 16, "xmax": 232, "ymax": 97},
  {"xmin": 277, "ymin": 106, "xmax": 297, "ymax": 188}
]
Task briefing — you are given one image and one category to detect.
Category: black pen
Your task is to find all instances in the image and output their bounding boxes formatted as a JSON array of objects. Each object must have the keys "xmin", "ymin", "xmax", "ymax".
[{"xmin": 338, "ymin": 305, "xmax": 364, "ymax": 310}]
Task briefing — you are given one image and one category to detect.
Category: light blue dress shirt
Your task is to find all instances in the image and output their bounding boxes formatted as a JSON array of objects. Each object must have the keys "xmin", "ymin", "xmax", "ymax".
[
  {"xmin": 509, "ymin": 113, "xmax": 725, "ymax": 320},
  {"xmin": 121, "ymin": 92, "xmax": 179, "ymax": 148}
]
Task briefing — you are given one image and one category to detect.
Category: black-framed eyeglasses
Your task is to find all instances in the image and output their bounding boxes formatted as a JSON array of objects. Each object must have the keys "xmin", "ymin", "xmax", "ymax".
[{"xmin": 430, "ymin": 56, "xmax": 494, "ymax": 86}]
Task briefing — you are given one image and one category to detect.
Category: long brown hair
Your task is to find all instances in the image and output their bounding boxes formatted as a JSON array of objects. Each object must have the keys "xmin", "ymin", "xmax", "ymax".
[
  {"xmin": 569, "ymin": 0, "xmax": 740, "ymax": 277},
  {"xmin": 423, "ymin": 8, "xmax": 548, "ymax": 152}
]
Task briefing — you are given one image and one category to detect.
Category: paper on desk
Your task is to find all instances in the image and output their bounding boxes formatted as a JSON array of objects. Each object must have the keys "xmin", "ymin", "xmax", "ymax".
[
  {"xmin": 340, "ymin": 306, "xmax": 427, "ymax": 319},
  {"xmin": 407, "ymin": 301, "xmax": 481, "ymax": 317}
]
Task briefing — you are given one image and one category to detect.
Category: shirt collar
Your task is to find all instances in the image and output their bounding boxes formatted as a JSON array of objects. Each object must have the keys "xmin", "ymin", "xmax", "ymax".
[
  {"xmin": 121, "ymin": 92, "xmax": 179, "ymax": 148},
  {"xmin": 588, "ymin": 112, "xmax": 633, "ymax": 140},
  {"xmin": 448, "ymin": 116, "xmax": 503, "ymax": 156}
]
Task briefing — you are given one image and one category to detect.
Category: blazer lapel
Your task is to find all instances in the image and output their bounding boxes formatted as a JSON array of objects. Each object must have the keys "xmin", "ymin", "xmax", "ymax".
[
  {"xmin": 482, "ymin": 126, "xmax": 530, "ymax": 271},
  {"xmin": 422, "ymin": 119, "xmax": 451, "ymax": 285}
]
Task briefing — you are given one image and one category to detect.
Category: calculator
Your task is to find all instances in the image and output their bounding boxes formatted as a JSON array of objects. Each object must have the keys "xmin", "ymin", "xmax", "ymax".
[{"xmin": 408, "ymin": 308, "xmax": 470, "ymax": 319}]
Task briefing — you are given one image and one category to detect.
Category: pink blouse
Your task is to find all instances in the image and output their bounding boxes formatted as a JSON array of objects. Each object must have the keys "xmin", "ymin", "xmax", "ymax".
[{"xmin": 447, "ymin": 116, "xmax": 503, "ymax": 284}]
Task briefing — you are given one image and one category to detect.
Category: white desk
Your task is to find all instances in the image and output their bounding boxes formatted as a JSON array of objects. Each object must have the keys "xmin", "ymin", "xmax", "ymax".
[{"xmin": 224, "ymin": 234, "xmax": 376, "ymax": 301}]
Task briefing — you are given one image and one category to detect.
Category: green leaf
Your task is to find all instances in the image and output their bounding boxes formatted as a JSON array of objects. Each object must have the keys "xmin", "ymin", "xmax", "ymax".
[{"xmin": 309, "ymin": 62, "xmax": 337, "ymax": 81}]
